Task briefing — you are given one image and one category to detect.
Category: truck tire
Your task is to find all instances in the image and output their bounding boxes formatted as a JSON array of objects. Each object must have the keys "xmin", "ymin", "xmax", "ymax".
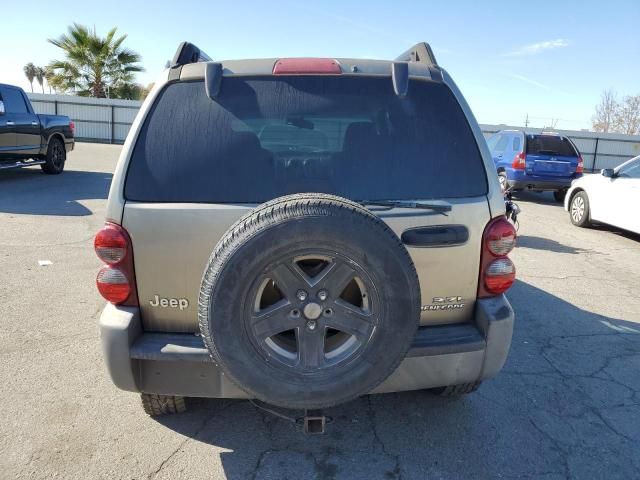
[
  {"xmin": 140, "ymin": 393, "xmax": 186, "ymax": 416},
  {"xmin": 198, "ymin": 194, "xmax": 421, "ymax": 409},
  {"xmin": 431, "ymin": 382, "xmax": 481, "ymax": 397},
  {"xmin": 41, "ymin": 137, "xmax": 66, "ymax": 174}
]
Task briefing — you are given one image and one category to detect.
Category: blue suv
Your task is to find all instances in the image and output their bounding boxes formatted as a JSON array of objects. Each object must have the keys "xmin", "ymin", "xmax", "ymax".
[{"xmin": 487, "ymin": 130, "xmax": 583, "ymax": 202}]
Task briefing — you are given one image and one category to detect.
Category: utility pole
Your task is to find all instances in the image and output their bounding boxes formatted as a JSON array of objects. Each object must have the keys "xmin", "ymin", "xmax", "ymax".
[{"xmin": 524, "ymin": 114, "xmax": 529, "ymax": 128}]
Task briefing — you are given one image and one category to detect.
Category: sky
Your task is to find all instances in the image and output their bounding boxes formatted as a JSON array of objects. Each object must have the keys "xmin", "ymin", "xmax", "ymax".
[{"xmin": 2, "ymin": 0, "xmax": 639, "ymax": 130}]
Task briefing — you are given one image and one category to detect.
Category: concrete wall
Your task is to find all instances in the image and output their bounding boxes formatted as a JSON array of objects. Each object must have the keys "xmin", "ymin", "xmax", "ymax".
[{"xmin": 26, "ymin": 93, "xmax": 640, "ymax": 170}]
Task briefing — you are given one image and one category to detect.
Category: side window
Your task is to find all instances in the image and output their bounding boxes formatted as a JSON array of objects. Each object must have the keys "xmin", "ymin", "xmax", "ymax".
[
  {"xmin": 618, "ymin": 159, "xmax": 640, "ymax": 179},
  {"xmin": 512, "ymin": 136, "xmax": 522, "ymax": 152},
  {"xmin": 487, "ymin": 134, "xmax": 508, "ymax": 152},
  {"xmin": 0, "ymin": 87, "xmax": 28, "ymax": 114},
  {"xmin": 486, "ymin": 134, "xmax": 500, "ymax": 151},
  {"xmin": 494, "ymin": 135, "xmax": 509, "ymax": 153}
]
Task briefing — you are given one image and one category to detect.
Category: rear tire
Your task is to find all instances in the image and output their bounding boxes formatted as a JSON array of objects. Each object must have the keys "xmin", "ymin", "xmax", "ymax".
[
  {"xmin": 553, "ymin": 189, "xmax": 567, "ymax": 203},
  {"xmin": 569, "ymin": 191, "xmax": 591, "ymax": 227},
  {"xmin": 430, "ymin": 382, "xmax": 481, "ymax": 398},
  {"xmin": 140, "ymin": 393, "xmax": 187, "ymax": 416},
  {"xmin": 41, "ymin": 137, "xmax": 66, "ymax": 175}
]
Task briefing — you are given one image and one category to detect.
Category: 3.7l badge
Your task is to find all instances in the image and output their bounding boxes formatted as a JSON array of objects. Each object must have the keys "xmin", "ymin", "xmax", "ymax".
[{"xmin": 421, "ymin": 296, "xmax": 465, "ymax": 311}]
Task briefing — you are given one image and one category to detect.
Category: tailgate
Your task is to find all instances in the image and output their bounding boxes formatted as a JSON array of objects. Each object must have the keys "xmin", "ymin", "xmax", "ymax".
[
  {"xmin": 123, "ymin": 196, "xmax": 490, "ymax": 332},
  {"xmin": 527, "ymin": 154, "xmax": 577, "ymax": 177}
]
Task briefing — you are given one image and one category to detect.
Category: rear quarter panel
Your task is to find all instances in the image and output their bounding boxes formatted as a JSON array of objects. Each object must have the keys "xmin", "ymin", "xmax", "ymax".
[{"xmin": 38, "ymin": 114, "xmax": 73, "ymax": 151}]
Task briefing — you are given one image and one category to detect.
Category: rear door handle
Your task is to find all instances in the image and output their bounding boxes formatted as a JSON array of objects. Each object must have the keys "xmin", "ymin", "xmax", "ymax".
[
  {"xmin": 31, "ymin": 121, "xmax": 38, "ymax": 126},
  {"xmin": 6, "ymin": 121, "xmax": 15, "ymax": 126}
]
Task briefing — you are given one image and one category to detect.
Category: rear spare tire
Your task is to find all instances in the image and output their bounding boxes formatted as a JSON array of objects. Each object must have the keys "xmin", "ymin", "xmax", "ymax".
[{"xmin": 198, "ymin": 194, "xmax": 421, "ymax": 409}]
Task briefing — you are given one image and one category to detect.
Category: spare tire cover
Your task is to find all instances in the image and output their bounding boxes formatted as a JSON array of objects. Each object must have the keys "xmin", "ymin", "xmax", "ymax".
[{"xmin": 199, "ymin": 194, "xmax": 420, "ymax": 409}]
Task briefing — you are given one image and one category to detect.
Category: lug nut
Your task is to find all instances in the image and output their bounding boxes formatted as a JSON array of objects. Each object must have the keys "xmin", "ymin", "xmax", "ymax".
[
  {"xmin": 307, "ymin": 320, "xmax": 317, "ymax": 331},
  {"xmin": 317, "ymin": 290, "xmax": 328, "ymax": 301},
  {"xmin": 297, "ymin": 290, "xmax": 308, "ymax": 301}
]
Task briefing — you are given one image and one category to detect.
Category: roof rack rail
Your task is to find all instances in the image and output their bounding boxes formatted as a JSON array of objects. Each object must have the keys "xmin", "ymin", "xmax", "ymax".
[
  {"xmin": 395, "ymin": 42, "xmax": 438, "ymax": 67},
  {"xmin": 170, "ymin": 41, "xmax": 212, "ymax": 68}
]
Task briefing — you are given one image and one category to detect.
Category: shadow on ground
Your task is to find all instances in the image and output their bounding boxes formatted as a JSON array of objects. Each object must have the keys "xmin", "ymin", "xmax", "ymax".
[
  {"xmin": 511, "ymin": 190, "xmax": 562, "ymax": 206},
  {"xmin": 516, "ymin": 235, "xmax": 592, "ymax": 254},
  {"xmin": 152, "ymin": 280, "xmax": 640, "ymax": 479},
  {"xmin": 0, "ymin": 167, "xmax": 112, "ymax": 216}
]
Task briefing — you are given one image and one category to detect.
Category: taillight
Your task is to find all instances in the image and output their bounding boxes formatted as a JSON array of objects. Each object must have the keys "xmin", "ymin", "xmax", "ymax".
[
  {"xmin": 576, "ymin": 156, "xmax": 584, "ymax": 174},
  {"xmin": 94, "ymin": 224, "xmax": 127, "ymax": 264},
  {"xmin": 69, "ymin": 121, "xmax": 75, "ymax": 136},
  {"xmin": 273, "ymin": 58, "xmax": 342, "ymax": 75},
  {"xmin": 478, "ymin": 217, "xmax": 517, "ymax": 298},
  {"xmin": 512, "ymin": 152, "xmax": 526, "ymax": 170},
  {"xmin": 94, "ymin": 222, "xmax": 138, "ymax": 305},
  {"xmin": 96, "ymin": 267, "xmax": 131, "ymax": 304}
]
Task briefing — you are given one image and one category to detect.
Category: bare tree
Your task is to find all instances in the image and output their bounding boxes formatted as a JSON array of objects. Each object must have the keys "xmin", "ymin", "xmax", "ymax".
[
  {"xmin": 592, "ymin": 89, "xmax": 618, "ymax": 132},
  {"xmin": 613, "ymin": 95, "xmax": 640, "ymax": 135}
]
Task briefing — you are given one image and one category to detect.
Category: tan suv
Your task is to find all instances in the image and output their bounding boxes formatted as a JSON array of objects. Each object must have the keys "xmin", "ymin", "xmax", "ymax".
[{"xmin": 96, "ymin": 42, "xmax": 516, "ymax": 419}]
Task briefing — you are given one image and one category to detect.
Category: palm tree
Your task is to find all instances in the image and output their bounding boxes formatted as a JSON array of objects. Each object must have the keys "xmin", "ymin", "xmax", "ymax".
[
  {"xmin": 44, "ymin": 67, "xmax": 54, "ymax": 94},
  {"xmin": 46, "ymin": 23, "xmax": 143, "ymax": 98},
  {"xmin": 23, "ymin": 63, "xmax": 37, "ymax": 92},
  {"xmin": 35, "ymin": 67, "xmax": 46, "ymax": 93}
]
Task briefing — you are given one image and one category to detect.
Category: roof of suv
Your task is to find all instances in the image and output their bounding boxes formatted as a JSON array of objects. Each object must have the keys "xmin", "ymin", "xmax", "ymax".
[{"xmin": 170, "ymin": 41, "xmax": 444, "ymax": 84}]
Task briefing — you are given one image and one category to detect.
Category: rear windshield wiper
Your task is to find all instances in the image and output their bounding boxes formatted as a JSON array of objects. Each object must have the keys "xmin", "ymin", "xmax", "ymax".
[{"xmin": 359, "ymin": 200, "xmax": 452, "ymax": 215}]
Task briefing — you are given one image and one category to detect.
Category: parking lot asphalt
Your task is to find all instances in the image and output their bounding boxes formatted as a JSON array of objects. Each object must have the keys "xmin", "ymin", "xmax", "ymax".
[{"xmin": 1, "ymin": 143, "xmax": 639, "ymax": 480}]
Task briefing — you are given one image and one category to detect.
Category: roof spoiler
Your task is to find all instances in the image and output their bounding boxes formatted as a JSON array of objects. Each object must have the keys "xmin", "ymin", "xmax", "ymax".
[
  {"xmin": 170, "ymin": 41, "xmax": 212, "ymax": 68},
  {"xmin": 395, "ymin": 42, "xmax": 438, "ymax": 67}
]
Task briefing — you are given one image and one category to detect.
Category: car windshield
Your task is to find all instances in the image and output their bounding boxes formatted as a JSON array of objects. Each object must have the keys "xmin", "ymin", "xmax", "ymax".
[
  {"xmin": 526, "ymin": 135, "xmax": 578, "ymax": 157},
  {"xmin": 125, "ymin": 76, "xmax": 488, "ymax": 203}
]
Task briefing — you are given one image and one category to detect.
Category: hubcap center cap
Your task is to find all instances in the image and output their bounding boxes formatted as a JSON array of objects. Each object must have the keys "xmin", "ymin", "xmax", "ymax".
[{"xmin": 303, "ymin": 302, "xmax": 322, "ymax": 320}]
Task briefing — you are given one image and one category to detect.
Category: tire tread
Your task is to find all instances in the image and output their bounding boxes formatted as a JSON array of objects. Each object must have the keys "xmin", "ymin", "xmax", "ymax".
[{"xmin": 198, "ymin": 193, "xmax": 420, "ymax": 409}]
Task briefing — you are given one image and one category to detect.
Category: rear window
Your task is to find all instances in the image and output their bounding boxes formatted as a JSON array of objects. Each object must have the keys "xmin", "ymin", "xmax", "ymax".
[
  {"xmin": 125, "ymin": 76, "xmax": 487, "ymax": 203},
  {"xmin": 526, "ymin": 135, "xmax": 578, "ymax": 157}
]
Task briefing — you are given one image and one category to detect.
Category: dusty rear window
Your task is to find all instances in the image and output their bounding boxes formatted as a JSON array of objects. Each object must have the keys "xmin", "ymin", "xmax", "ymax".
[{"xmin": 125, "ymin": 76, "xmax": 487, "ymax": 203}]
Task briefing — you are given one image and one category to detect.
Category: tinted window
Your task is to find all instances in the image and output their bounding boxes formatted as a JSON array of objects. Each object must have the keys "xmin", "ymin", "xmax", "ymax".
[
  {"xmin": 0, "ymin": 87, "xmax": 28, "ymax": 114},
  {"xmin": 618, "ymin": 158, "xmax": 640, "ymax": 179},
  {"xmin": 125, "ymin": 77, "xmax": 487, "ymax": 203},
  {"xmin": 526, "ymin": 135, "xmax": 578, "ymax": 157}
]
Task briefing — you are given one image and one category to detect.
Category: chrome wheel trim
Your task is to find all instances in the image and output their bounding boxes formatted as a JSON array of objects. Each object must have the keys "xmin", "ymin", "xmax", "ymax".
[{"xmin": 571, "ymin": 196, "xmax": 585, "ymax": 222}]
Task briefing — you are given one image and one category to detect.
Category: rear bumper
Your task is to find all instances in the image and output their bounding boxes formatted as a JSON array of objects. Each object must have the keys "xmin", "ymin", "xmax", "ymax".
[
  {"xmin": 510, "ymin": 178, "xmax": 573, "ymax": 191},
  {"xmin": 99, "ymin": 296, "xmax": 514, "ymax": 398}
]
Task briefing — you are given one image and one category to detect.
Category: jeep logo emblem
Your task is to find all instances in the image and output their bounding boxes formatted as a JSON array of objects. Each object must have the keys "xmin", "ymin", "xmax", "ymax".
[{"xmin": 149, "ymin": 295, "xmax": 189, "ymax": 310}]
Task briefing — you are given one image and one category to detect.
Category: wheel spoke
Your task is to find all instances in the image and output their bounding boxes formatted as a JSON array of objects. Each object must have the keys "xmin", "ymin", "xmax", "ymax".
[
  {"xmin": 298, "ymin": 327, "xmax": 326, "ymax": 368},
  {"xmin": 251, "ymin": 299, "xmax": 297, "ymax": 339},
  {"xmin": 316, "ymin": 260, "xmax": 356, "ymax": 293},
  {"xmin": 269, "ymin": 263, "xmax": 310, "ymax": 300},
  {"xmin": 328, "ymin": 300, "xmax": 374, "ymax": 339}
]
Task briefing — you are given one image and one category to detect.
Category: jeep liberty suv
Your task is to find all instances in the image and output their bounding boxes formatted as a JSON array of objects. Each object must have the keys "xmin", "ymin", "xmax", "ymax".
[{"xmin": 96, "ymin": 42, "xmax": 516, "ymax": 417}]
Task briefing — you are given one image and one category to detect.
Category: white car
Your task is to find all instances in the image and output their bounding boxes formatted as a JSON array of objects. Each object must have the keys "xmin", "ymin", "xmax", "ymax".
[{"xmin": 564, "ymin": 155, "xmax": 640, "ymax": 234}]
